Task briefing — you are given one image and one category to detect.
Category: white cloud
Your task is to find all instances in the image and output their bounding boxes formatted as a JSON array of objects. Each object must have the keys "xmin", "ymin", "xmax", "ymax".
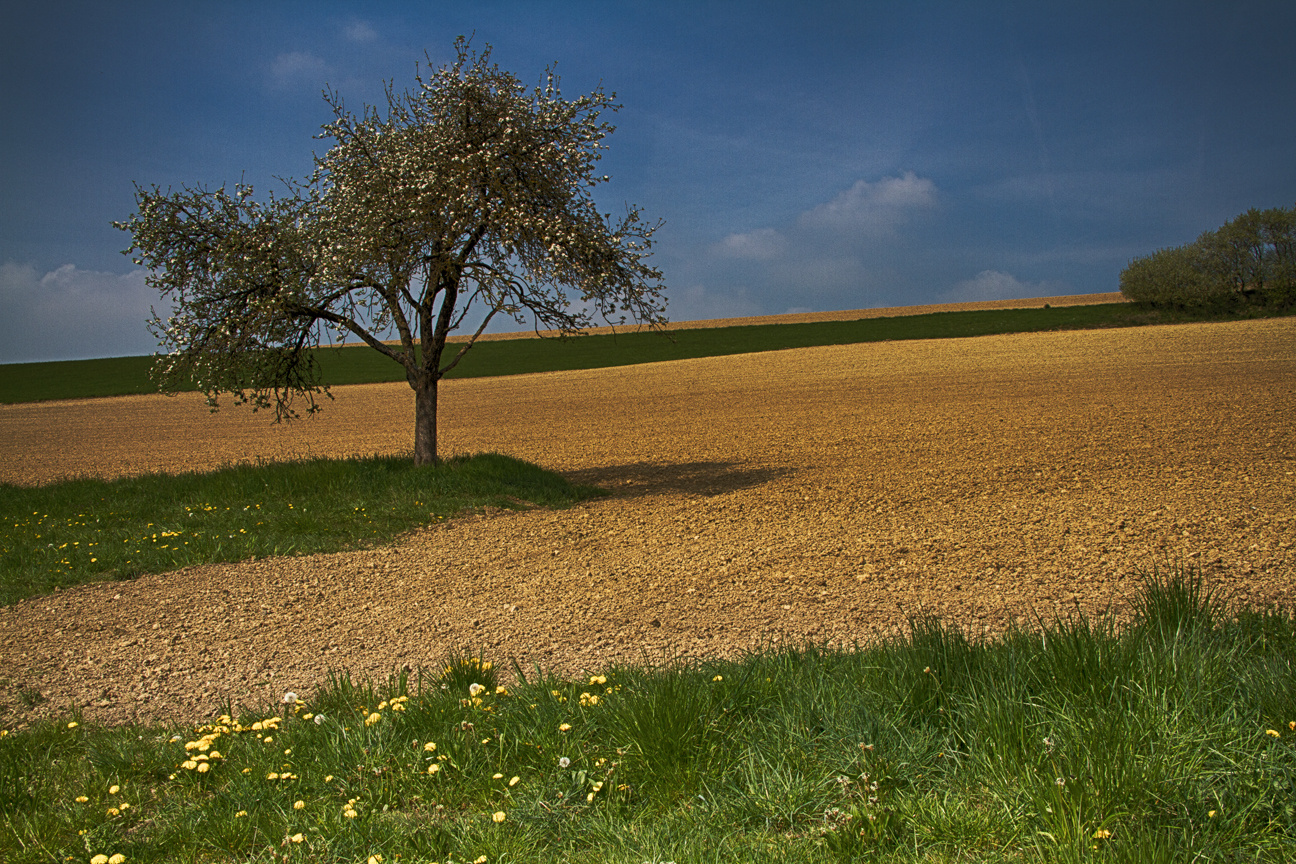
[
  {"xmin": 664, "ymin": 283, "xmax": 765, "ymax": 323},
  {"xmin": 941, "ymin": 269, "xmax": 1068, "ymax": 303},
  {"xmin": 0, "ymin": 262, "xmax": 164, "ymax": 363},
  {"xmin": 343, "ymin": 20, "xmax": 378, "ymax": 43},
  {"xmin": 690, "ymin": 173, "xmax": 940, "ymax": 311},
  {"xmin": 270, "ymin": 51, "xmax": 328, "ymax": 91},
  {"xmin": 706, "ymin": 173, "xmax": 937, "ymax": 270},
  {"xmin": 714, "ymin": 227, "xmax": 786, "ymax": 260},
  {"xmin": 797, "ymin": 171, "xmax": 936, "ymax": 234}
]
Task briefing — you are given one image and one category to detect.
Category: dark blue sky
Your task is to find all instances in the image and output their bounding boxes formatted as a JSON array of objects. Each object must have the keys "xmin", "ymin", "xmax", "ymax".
[{"xmin": 3, "ymin": 1, "xmax": 1294, "ymax": 361}]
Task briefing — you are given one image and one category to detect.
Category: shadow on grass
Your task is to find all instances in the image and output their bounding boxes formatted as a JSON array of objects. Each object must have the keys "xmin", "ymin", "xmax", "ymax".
[{"xmin": 563, "ymin": 460, "xmax": 794, "ymax": 499}]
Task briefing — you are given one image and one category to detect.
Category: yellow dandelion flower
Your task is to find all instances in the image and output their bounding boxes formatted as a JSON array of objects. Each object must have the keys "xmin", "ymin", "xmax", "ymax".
[
  {"xmin": 427, "ymin": 764, "xmax": 441, "ymax": 775},
  {"xmin": 509, "ymin": 776, "xmax": 520, "ymax": 787},
  {"xmin": 475, "ymin": 856, "xmax": 488, "ymax": 863},
  {"xmin": 325, "ymin": 775, "xmax": 334, "ymax": 783},
  {"xmin": 67, "ymin": 722, "xmax": 78, "ymax": 729},
  {"xmin": 368, "ymin": 856, "xmax": 384, "ymax": 864},
  {"xmin": 424, "ymin": 742, "xmax": 437, "ymax": 752},
  {"xmin": 589, "ymin": 675, "xmax": 606, "ymax": 685},
  {"xmin": 713, "ymin": 675, "xmax": 723, "ymax": 682},
  {"xmin": 289, "ymin": 833, "xmax": 304, "ymax": 843},
  {"xmin": 365, "ymin": 712, "xmax": 381, "ymax": 727},
  {"xmin": 91, "ymin": 856, "xmax": 109, "ymax": 864},
  {"xmin": 75, "ymin": 795, "xmax": 89, "ymax": 803},
  {"xmin": 235, "ymin": 810, "xmax": 247, "ymax": 818},
  {"xmin": 267, "ymin": 772, "xmax": 279, "ymax": 780},
  {"xmin": 492, "ymin": 811, "xmax": 506, "ymax": 823},
  {"xmin": 294, "ymin": 800, "xmax": 305, "ymax": 810},
  {"xmin": 493, "ymin": 773, "xmax": 504, "ymax": 780},
  {"xmin": 1209, "ymin": 810, "xmax": 1217, "ymax": 818},
  {"xmin": 108, "ymin": 785, "xmax": 120, "ymax": 795},
  {"xmin": 106, "ymin": 807, "xmax": 119, "ymax": 817},
  {"xmin": 196, "ymin": 763, "xmax": 210, "ymax": 773},
  {"xmin": 108, "ymin": 855, "xmax": 125, "ymax": 864},
  {"xmin": 1267, "ymin": 729, "xmax": 1281, "ymax": 738},
  {"xmin": 1093, "ymin": 829, "xmax": 1112, "ymax": 840},
  {"xmin": 559, "ymin": 723, "xmax": 571, "ymax": 732}
]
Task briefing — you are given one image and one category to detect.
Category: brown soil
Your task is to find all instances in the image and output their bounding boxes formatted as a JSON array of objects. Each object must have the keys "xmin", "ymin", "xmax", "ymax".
[{"xmin": 0, "ymin": 312, "xmax": 1293, "ymax": 729}]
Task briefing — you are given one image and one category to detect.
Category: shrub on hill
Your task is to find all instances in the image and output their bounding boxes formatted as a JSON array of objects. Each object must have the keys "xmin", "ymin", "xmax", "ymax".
[{"xmin": 1120, "ymin": 205, "xmax": 1296, "ymax": 312}]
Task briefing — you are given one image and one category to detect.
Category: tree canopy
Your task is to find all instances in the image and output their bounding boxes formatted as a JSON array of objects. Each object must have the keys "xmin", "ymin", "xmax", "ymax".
[
  {"xmin": 1119, "ymin": 205, "xmax": 1296, "ymax": 312},
  {"xmin": 115, "ymin": 38, "xmax": 667, "ymax": 464}
]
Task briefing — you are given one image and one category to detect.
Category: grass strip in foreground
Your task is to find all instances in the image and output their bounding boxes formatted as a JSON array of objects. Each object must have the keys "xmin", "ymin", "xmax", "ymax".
[
  {"xmin": 4, "ymin": 572, "xmax": 1296, "ymax": 862},
  {"xmin": 7, "ymin": 301, "xmax": 1272, "ymax": 404},
  {"xmin": 0, "ymin": 452, "xmax": 604, "ymax": 607}
]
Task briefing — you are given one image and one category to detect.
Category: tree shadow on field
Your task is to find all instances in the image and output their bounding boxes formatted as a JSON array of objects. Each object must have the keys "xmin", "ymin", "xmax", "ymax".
[{"xmin": 564, "ymin": 460, "xmax": 793, "ymax": 500}]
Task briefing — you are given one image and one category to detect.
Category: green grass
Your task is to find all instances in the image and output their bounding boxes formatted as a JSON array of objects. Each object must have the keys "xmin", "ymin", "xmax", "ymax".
[
  {"xmin": 0, "ymin": 453, "xmax": 605, "ymax": 607},
  {"xmin": 3, "ymin": 570, "xmax": 1296, "ymax": 862},
  {"xmin": 7, "ymin": 301, "xmax": 1278, "ymax": 405}
]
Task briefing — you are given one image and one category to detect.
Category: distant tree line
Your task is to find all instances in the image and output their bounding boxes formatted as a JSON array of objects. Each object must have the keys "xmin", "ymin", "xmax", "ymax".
[{"xmin": 1120, "ymin": 205, "xmax": 1296, "ymax": 311}]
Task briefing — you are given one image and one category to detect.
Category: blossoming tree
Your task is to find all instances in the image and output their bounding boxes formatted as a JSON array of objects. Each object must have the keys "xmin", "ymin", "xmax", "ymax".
[{"xmin": 115, "ymin": 38, "xmax": 667, "ymax": 465}]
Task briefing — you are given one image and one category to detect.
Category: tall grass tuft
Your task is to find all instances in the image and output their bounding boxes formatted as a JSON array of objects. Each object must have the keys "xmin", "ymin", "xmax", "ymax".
[{"xmin": 3, "ymin": 569, "xmax": 1296, "ymax": 862}]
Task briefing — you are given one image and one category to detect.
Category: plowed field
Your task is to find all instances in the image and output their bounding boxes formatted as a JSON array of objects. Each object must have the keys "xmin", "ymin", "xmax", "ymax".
[{"xmin": 1, "ymin": 317, "xmax": 1294, "ymax": 727}]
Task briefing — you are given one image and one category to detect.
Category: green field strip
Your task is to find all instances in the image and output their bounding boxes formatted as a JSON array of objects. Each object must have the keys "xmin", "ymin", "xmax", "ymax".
[{"xmin": 0, "ymin": 302, "xmax": 1156, "ymax": 405}]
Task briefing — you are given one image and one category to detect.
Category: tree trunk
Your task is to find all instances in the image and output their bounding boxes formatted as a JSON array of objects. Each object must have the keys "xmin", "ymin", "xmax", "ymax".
[{"xmin": 413, "ymin": 373, "xmax": 439, "ymax": 466}]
